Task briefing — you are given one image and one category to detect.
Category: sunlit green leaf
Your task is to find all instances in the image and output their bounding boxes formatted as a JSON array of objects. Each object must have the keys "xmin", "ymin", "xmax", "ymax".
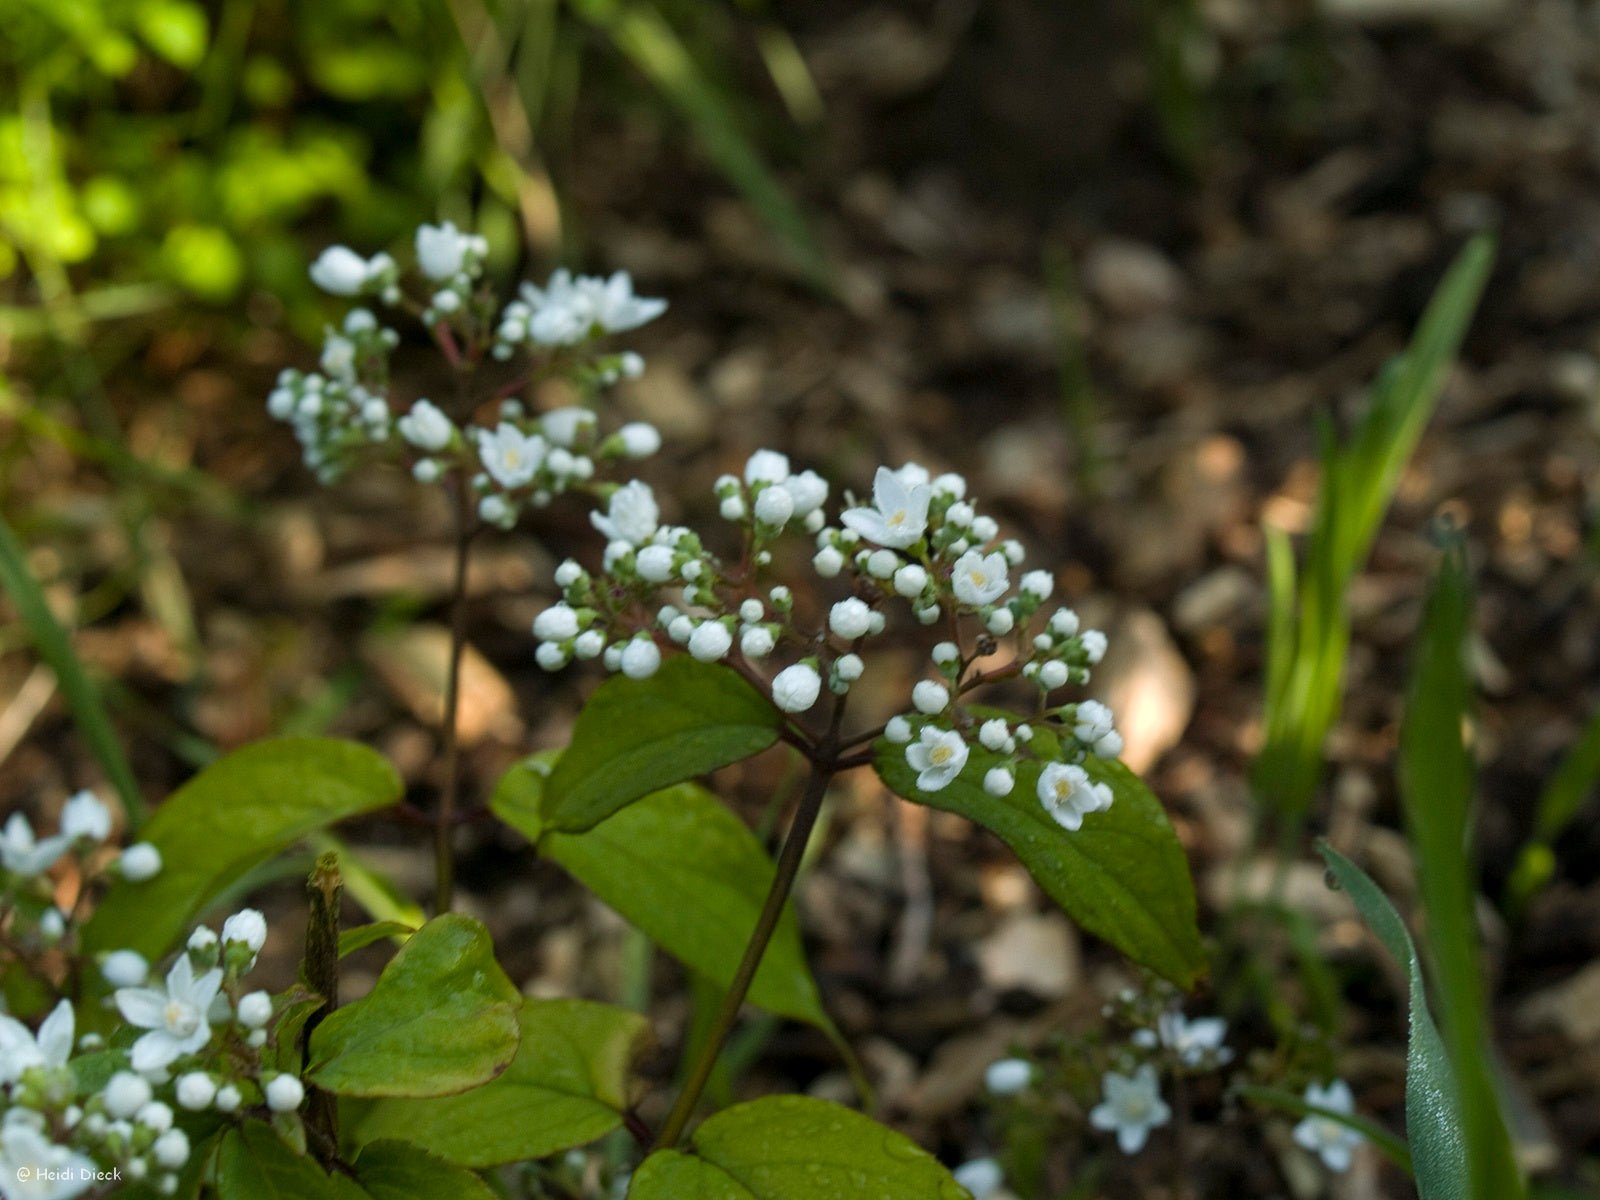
[{"xmin": 350, "ymin": 1140, "xmax": 495, "ymax": 1200}]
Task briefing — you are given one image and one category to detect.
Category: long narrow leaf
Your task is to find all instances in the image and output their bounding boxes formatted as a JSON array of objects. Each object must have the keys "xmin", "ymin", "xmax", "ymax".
[
  {"xmin": 1320, "ymin": 843, "xmax": 1468, "ymax": 1200},
  {"xmin": 0, "ymin": 514, "xmax": 144, "ymax": 825},
  {"xmin": 1506, "ymin": 704, "xmax": 1600, "ymax": 912},
  {"xmin": 1400, "ymin": 543, "xmax": 1525, "ymax": 1199}
]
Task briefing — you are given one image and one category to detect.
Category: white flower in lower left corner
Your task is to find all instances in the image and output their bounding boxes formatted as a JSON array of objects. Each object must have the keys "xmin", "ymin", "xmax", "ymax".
[
  {"xmin": 0, "ymin": 1123, "xmax": 98, "ymax": 1200},
  {"xmin": 115, "ymin": 955, "xmax": 224, "ymax": 1072},
  {"xmin": 1090, "ymin": 1063, "xmax": 1171, "ymax": 1155},
  {"xmin": 0, "ymin": 814, "xmax": 70, "ymax": 877},
  {"xmin": 0, "ymin": 1000, "xmax": 73, "ymax": 1086}
]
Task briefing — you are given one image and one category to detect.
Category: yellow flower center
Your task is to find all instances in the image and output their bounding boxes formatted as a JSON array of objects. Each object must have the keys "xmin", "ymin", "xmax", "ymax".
[
  {"xmin": 929, "ymin": 744, "xmax": 954, "ymax": 766},
  {"xmin": 887, "ymin": 509, "xmax": 907, "ymax": 527}
]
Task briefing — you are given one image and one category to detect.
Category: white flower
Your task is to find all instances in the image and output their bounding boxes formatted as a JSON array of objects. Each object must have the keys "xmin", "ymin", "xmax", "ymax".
[
  {"xmin": 1074, "ymin": 700, "xmax": 1115, "ymax": 743},
  {"xmin": 617, "ymin": 422, "xmax": 661, "ymax": 458},
  {"xmin": 1090, "ymin": 1064, "xmax": 1171, "ymax": 1154},
  {"xmin": 620, "ymin": 638, "xmax": 662, "ymax": 680},
  {"xmin": 104, "ymin": 1071, "xmax": 153, "ymax": 1118},
  {"xmin": 0, "ymin": 1124, "xmax": 97, "ymax": 1200},
  {"xmin": 895, "ymin": 462, "xmax": 930, "ymax": 487},
  {"xmin": 946, "ymin": 501, "xmax": 974, "ymax": 527},
  {"xmin": 137, "ymin": 1101, "xmax": 173, "ymax": 1132},
  {"xmin": 533, "ymin": 604, "xmax": 582, "ymax": 642},
  {"xmin": 950, "ymin": 552, "xmax": 1009, "ymax": 606},
  {"xmin": 476, "ymin": 424, "xmax": 546, "ymax": 489},
  {"xmin": 175, "ymin": 1073, "xmax": 215, "ymax": 1111},
  {"xmin": 866, "ymin": 549, "xmax": 899, "ymax": 579},
  {"xmin": 236, "ymin": 992, "xmax": 273, "ymax": 1029},
  {"xmin": 932, "ymin": 472, "xmax": 967, "ymax": 498},
  {"xmin": 1020, "ymin": 570, "xmax": 1054, "ymax": 600},
  {"xmin": 813, "ymin": 546, "xmax": 844, "ymax": 577},
  {"xmin": 1136, "ymin": 1012, "xmax": 1232, "ymax": 1066},
  {"xmin": 115, "ymin": 955, "xmax": 225, "ymax": 1072},
  {"xmin": 978, "ymin": 719, "xmax": 1010, "ymax": 751},
  {"xmin": 931, "ymin": 641, "xmax": 959, "ymax": 665},
  {"xmin": 635, "ymin": 544, "xmax": 676, "ymax": 582},
  {"xmin": 309, "ymin": 245, "xmax": 372, "ymax": 295},
  {"xmin": 1294, "ymin": 1080, "xmax": 1364, "ymax": 1172},
  {"xmin": 744, "ymin": 450, "xmax": 791, "ymax": 486},
  {"xmin": 738, "ymin": 599, "xmax": 764, "ymax": 623},
  {"xmin": 893, "ymin": 564, "xmax": 928, "ymax": 597},
  {"xmin": 1050, "ymin": 608, "xmax": 1079, "ymax": 636},
  {"xmin": 912, "ymin": 680, "xmax": 949, "ymax": 714},
  {"xmin": 754, "ymin": 485, "xmax": 795, "ymax": 527},
  {"xmin": 689, "ymin": 622, "xmax": 733, "ymax": 663},
  {"xmin": 264, "ymin": 1074, "xmax": 305, "ymax": 1113},
  {"xmin": 187, "ymin": 925, "xmax": 216, "ymax": 954},
  {"xmin": 222, "ymin": 909, "xmax": 267, "ymax": 953},
  {"xmin": 984, "ymin": 768, "xmax": 1015, "ymax": 797},
  {"xmin": 0, "ymin": 1000, "xmax": 73, "ymax": 1085},
  {"xmin": 970, "ymin": 515, "xmax": 999, "ymax": 542},
  {"xmin": 841, "ymin": 466, "xmax": 931, "ymax": 549},
  {"xmin": 1036, "ymin": 763, "xmax": 1113, "ymax": 831},
  {"xmin": 0, "ymin": 814, "xmax": 69, "ymax": 877},
  {"xmin": 586, "ymin": 271, "xmax": 667, "ymax": 333},
  {"xmin": 1081, "ymin": 630, "xmax": 1107, "ymax": 663},
  {"xmin": 740, "ymin": 626, "xmax": 775, "ymax": 658},
  {"xmin": 100, "ymin": 950, "xmax": 148, "ymax": 987},
  {"xmin": 415, "ymin": 221, "xmax": 470, "ymax": 280},
  {"xmin": 213, "ymin": 1084, "xmax": 242, "ymax": 1112},
  {"xmin": 120, "ymin": 843, "xmax": 162, "ymax": 881},
  {"xmin": 60, "ymin": 792, "xmax": 111, "ymax": 842},
  {"xmin": 540, "ymin": 407, "xmax": 595, "ymax": 448},
  {"xmin": 782, "ymin": 470, "xmax": 829, "ymax": 517},
  {"xmin": 573, "ymin": 630, "xmax": 606, "ymax": 659},
  {"xmin": 834, "ymin": 653, "xmax": 864, "ymax": 682},
  {"xmin": 952, "ymin": 1158, "xmax": 1003, "ymax": 1199},
  {"xmin": 399, "ymin": 400, "xmax": 454, "ymax": 451},
  {"xmin": 905, "ymin": 726, "xmax": 968, "ymax": 792},
  {"xmin": 984, "ymin": 1057, "xmax": 1033, "ymax": 1095},
  {"xmin": 771, "ymin": 663, "xmax": 822, "ymax": 713},
  {"xmin": 884, "ymin": 716, "xmax": 912, "ymax": 744},
  {"xmin": 555, "ymin": 559, "xmax": 584, "ymax": 588},
  {"xmin": 591, "ymin": 481, "xmax": 659, "ymax": 544},
  {"xmin": 152, "ymin": 1127, "xmax": 190, "ymax": 1169},
  {"xmin": 1038, "ymin": 661, "xmax": 1069, "ymax": 689},
  {"xmin": 986, "ymin": 607, "xmax": 1015, "ymax": 635},
  {"xmin": 829, "ymin": 598, "xmax": 873, "ymax": 640}
]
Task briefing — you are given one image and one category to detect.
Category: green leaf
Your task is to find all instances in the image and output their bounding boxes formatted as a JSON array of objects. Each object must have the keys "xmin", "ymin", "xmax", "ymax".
[
  {"xmin": 215, "ymin": 1121, "xmax": 346, "ymax": 1200},
  {"xmin": 0, "ymin": 513, "xmax": 143, "ymax": 825},
  {"xmin": 498, "ymin": 774, "xmax": 833, "ymax": 1031},
  {"xmin": 874, "ymin": 743, "xmax": 1205, "ymax": 988},
  {"xmin": 307, "ymin": 915, "xmax": 520, "ymax": 1098},
  {"xmin": 351, "ymin": 998, "xmax": 648, "ymax": 1167},
  {"xmin": 542, "ymin": 657, "xmax": 783, "ymax": 832},
  {"xmin": 1399, "ymin": 546, "xmax": 1525, "ymax": 1200},
  {"xmin": 82, "ymin": 738, "xmax": 400, "ymax": 960},
  {"xmin": 350, "ymin": 1141, "xmax": 496, "ymax": 1200},
  {"xmin": 338, "ymin": 922, "xmax": 416, "ymax": 959},
  {"xmin": 1319, "ymin": 845, "xmax": 1468, "ymax": 1200},
  {"xmin": 1507, "ymin": 703, "xmax": 1600, "ymax": 912},
  {"xmin": 629, "ymin": 1096, "xmax": 969, "ymax": 1199}
]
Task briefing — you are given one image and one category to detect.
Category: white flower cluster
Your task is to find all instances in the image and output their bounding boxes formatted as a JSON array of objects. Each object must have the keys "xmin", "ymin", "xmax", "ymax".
[
  {"xmin": 270, "ymin": 224, "xmax": 667, "ymax": 508},
  {"xmin": 266, "ymin": 308, "xmax": 399, "ymax": 482},
  {"xmin": 1090, "ymin": 1005, "xmax": 1235, "ymax": 1157},
  {"xmin": 493, "ymin": 269, "xmax": 668, "ymax": 356},
  {"xmin": 531, "ymin": 452, "xmax": 1123, "ymax": 833},
  {"xmin": 0, "ymin": 909, "xmax": 305, "ymax": 1199},
  {"xmin": 1293, "ymin": 1079, "xmax": 1365, "ymax": 1172},
  {"xmin": 1, "ymin": 793, "xmax": 160, "ymax": 953}
]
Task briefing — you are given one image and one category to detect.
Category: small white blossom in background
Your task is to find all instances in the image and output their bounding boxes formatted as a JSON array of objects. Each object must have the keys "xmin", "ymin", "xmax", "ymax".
[
  {"xmin": 0, "ymin": 1000, "xmax": 74, "ymax": 1085},
  {"xmin": 1037, "ymin": 763, "xmax": 1113, "ymax": 832},
  {"xmin": 1132, "ymin": 1011, "xmax": 1233, "ymax": 1067},
  {"xmin": 983, "ymin": 1057, "xmax": 1033, "ymax": 1096},
  {"xmin": 0, "ymin": 813, "xmax": 69, "ymax": 877},
  {"xmin": 1089, "ymin": 1064, "xmax": 1171, "ymax": 1154},
  {"xmin": 120, "ymin": 843, "xmax": 162, "ymax": 881},
  {"xmin": 952, "ymin": 1157, "xmax": 1005, "ymax": 1199},
  {"xmin": 1293, "ymin": 1080, "xmax": 1365, "ymax": 1172},
  {"xmin": 115, "ymin": 955, "xmax": 225, "ymax": 1072}
]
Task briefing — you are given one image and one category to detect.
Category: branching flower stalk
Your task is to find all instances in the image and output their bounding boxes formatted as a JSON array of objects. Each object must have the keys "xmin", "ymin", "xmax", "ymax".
[
  {"xmin": 537, "ymin": 451, "xmax": 1131, "ymax": 1144},
  {"xmin": 270, "ymin": 224, "xmax": 669, "ymax": 912}
]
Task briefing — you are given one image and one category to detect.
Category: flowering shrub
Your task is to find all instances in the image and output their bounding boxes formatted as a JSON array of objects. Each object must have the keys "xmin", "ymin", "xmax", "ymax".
[{"xmin": 3, "ymin": 227, "xmax": 1505, "ymax": 1200}]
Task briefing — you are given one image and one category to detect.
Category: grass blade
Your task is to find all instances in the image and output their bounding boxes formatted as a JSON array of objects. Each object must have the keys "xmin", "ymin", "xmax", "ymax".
[
  {"xmin": 1320, "ymin": 843, "xmax": 1468, "ymax": 1200},
  {"xmin": 1400, "ymin": 541, "xmax": 1525, "ymax": 1199},
  {"xmin": 1505, "ymin": 703, "xmax": 1600, "ymax": 914},
  {"xmin": 1254, "ymin": 235, "xmax": 1494, "ymax": 819},
  {"xmin": 0, "ymin": 514, "xmax": 144, "ymax": 826}
]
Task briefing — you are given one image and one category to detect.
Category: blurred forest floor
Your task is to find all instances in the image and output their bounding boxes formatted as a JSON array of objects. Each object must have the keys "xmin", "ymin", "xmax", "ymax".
[{"xmin": 4, "ymin": 0, "xmax": 1600, "ymax": 1195}]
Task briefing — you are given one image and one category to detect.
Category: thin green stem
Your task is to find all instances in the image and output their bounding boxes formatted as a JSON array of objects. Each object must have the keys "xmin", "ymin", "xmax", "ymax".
[
  {"xmin": 653, "ymin": 737, "xmax": 840, "ymax": 1149},
  {"xmin": 434, "ymin": 483, "xmax": 475, "ymax": 914}
]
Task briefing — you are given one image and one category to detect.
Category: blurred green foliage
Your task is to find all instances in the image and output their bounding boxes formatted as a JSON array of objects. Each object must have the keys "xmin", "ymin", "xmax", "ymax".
[{"xmin": 0, "ymin": 0, "xmax": 824, "ymax": 330}]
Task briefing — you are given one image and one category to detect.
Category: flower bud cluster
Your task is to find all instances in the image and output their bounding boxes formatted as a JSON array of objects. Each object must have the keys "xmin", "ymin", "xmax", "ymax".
[
  {"xmin": 267, "ymin": 308, "xmax": 400, "ymax": 482},
  {"xmin": 1, "ymin": 793, "xmax": 161, "ymax": 957},
  {"xmin": 0, "ymin": 908, "xmax": 309, "ymax": 1198},
  {"xmin": 531, "ymin": 451, "xmax": 1124, "ymax": 832},
  {"xmin": 270, "ymin": 224, "xmax": 668, "ymax": 517}
]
